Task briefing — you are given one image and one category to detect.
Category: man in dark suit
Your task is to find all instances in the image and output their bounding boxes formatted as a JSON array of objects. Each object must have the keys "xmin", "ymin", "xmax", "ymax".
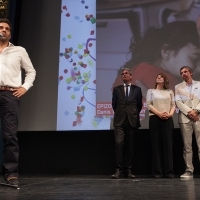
[{"xmin": 111, "ymin": 68, "xmax": 142, "ymax": 179}]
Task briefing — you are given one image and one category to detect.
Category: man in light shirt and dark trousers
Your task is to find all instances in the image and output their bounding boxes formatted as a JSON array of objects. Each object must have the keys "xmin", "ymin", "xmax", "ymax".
[
  {"xmin": 0, "ymin": 18, "xmax": 36, "ymax": 187},
  {"xmin": 175, "ymin": 66, "xmax": 200, "ymax": 178}
]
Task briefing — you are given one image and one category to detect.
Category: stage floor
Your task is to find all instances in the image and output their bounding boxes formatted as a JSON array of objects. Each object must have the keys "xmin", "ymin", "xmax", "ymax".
[{"xmin": 0, "ymin": 175, "xmax": 199, "ymax": 199}]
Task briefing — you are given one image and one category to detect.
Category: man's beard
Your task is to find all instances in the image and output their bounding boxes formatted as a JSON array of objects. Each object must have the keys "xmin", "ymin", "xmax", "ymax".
[{"xmin": 183, "ymin": 76, "xmax": 189, "ymax": 82}]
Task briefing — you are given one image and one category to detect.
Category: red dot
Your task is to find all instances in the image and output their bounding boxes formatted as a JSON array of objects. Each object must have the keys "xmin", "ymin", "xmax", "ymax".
[
  {"xmin": 64, "ymin": 69, "xmax": 68, "ymax": 73},
  {"xmin": 89, "ymin": 43, "xmax": 92, "ymax": 47},
  {"xmin": 72, "ymin": 121, "xmax": 77, "ymax": 126},
  {"xmin": 65, "ymin": 55, "xmax": 70, "ymax": 59},
  {"xmin": 84, "ymin": 49, "xmax": 89, "ymax": 54}
]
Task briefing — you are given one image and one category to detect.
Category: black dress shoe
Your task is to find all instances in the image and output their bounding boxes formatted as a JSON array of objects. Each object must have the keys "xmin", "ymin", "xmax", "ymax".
[
  {"xmin": 153, "ymin": 174, "xmax": 163, "ymax": 178},
  {"xmin": 111, "ymin": 170, "xmax": 124, "ymax": 179},
  {"xmin": 166, "ymin": 174, "xmax": 174, "ymax": 179},
  {"xmin": 127, "ymin": 173, "xmax": 135, "ymax": 179}
]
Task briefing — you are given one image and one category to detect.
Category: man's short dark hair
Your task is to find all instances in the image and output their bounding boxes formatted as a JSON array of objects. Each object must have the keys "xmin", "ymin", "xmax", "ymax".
[
  {"xmin": 180, "ymin": 66, "xmax": 193, "ymax": 74},
  {"xmin": 0, "ymin": 18, "xmax": 12, "ymax": 30}
]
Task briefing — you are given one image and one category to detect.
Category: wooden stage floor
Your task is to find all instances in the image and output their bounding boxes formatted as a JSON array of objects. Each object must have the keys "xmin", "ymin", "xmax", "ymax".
[{"xmin": 0, "ymin": 175, "xmax": 199, "ymax": 199}]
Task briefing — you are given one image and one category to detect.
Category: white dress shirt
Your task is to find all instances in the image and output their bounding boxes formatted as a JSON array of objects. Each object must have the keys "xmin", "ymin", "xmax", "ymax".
[
  {"xmin": 0, "ymin": 42, "xmax": 36, "ymax": 90},
  {"xmin": 123, "ymin": 83, "xmax": 131, "ymax": 96}
]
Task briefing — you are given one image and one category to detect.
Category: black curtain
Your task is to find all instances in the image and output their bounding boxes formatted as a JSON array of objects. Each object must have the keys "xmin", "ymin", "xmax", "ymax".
[{"xmin": 8, "ymin": 0, "xmax": 22, "ymax": 44}]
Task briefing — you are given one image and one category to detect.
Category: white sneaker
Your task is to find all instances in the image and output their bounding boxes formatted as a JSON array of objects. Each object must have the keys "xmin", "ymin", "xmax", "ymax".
[{"xmin": 180, "ymin": 171, "xmax": 193, "ymax": 178}]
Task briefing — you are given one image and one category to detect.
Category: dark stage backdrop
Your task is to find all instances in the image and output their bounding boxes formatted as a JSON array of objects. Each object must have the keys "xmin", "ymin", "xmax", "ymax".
[
  {"xmin": 17, "ymin": 129, "xmax": 200, "ymax": 175},
  {"xmin": 17, "ymin": 0, "xmax": 60, "ymax": 131}
]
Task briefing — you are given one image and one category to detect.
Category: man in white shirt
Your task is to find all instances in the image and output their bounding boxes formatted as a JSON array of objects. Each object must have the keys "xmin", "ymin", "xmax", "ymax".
[
  {"xmin": 0, "ymin": 18, "xmax": 36, "ymax": 187},
  {"xmin": 175, "ymin": 66, "xmax": 200, "ymax": 178}
]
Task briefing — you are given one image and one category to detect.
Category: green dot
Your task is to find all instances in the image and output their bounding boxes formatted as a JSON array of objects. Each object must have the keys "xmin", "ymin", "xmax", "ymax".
[{"xmin": 84, "ymin": 86, "xmax": 88, "ymax": 91}]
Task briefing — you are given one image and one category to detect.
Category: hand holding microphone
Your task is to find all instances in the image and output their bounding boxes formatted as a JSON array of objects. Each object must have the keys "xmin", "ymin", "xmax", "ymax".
[{"xmin": 0, "ymin": 33, "xmax": 4, "ymax": 38}]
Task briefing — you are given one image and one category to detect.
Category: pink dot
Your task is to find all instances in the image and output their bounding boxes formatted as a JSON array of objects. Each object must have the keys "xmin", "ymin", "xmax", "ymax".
[{"xmin": 77, "ymin": 114, "xmax": 82, "ymax": 119}]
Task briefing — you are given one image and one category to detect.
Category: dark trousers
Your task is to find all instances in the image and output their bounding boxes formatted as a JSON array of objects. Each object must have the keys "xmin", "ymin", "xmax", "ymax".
[
  {"xmin": 149, "ymin": 115, "xmax": 174, "ymax": 176},
  {"xmin": 0, "ymin": 91, "xmax": 20, "ymax": 178},
  {"xmin": 114, "ymin": 116, "xmax": 137, "ymax": 172}
]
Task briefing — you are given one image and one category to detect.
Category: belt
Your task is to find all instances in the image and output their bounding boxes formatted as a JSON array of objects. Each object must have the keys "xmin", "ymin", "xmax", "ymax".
[{"xmin": 0, "ymin": 86, "xmax": 14, "ymax": 91}]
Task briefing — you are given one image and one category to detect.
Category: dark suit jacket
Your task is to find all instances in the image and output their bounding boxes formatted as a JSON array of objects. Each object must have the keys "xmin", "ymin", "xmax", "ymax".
[{"xmin": 112, "ymin": 85, "xmax": 142, "ymax": 128}]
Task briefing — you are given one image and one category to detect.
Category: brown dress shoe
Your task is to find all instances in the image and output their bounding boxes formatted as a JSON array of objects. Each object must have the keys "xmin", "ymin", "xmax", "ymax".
[{"xmin": 5, "ymin": 177, "xmax": 20, "ymax": 187}]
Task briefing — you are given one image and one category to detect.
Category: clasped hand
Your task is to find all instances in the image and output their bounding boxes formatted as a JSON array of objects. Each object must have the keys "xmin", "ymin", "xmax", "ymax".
[
  {"xmin": 159, "ymin": 112, "xmax": 170, "ymax": 119},
  {"xmin": 188, "ymin": 110, "xmax": 199, "ymax": 122}
]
